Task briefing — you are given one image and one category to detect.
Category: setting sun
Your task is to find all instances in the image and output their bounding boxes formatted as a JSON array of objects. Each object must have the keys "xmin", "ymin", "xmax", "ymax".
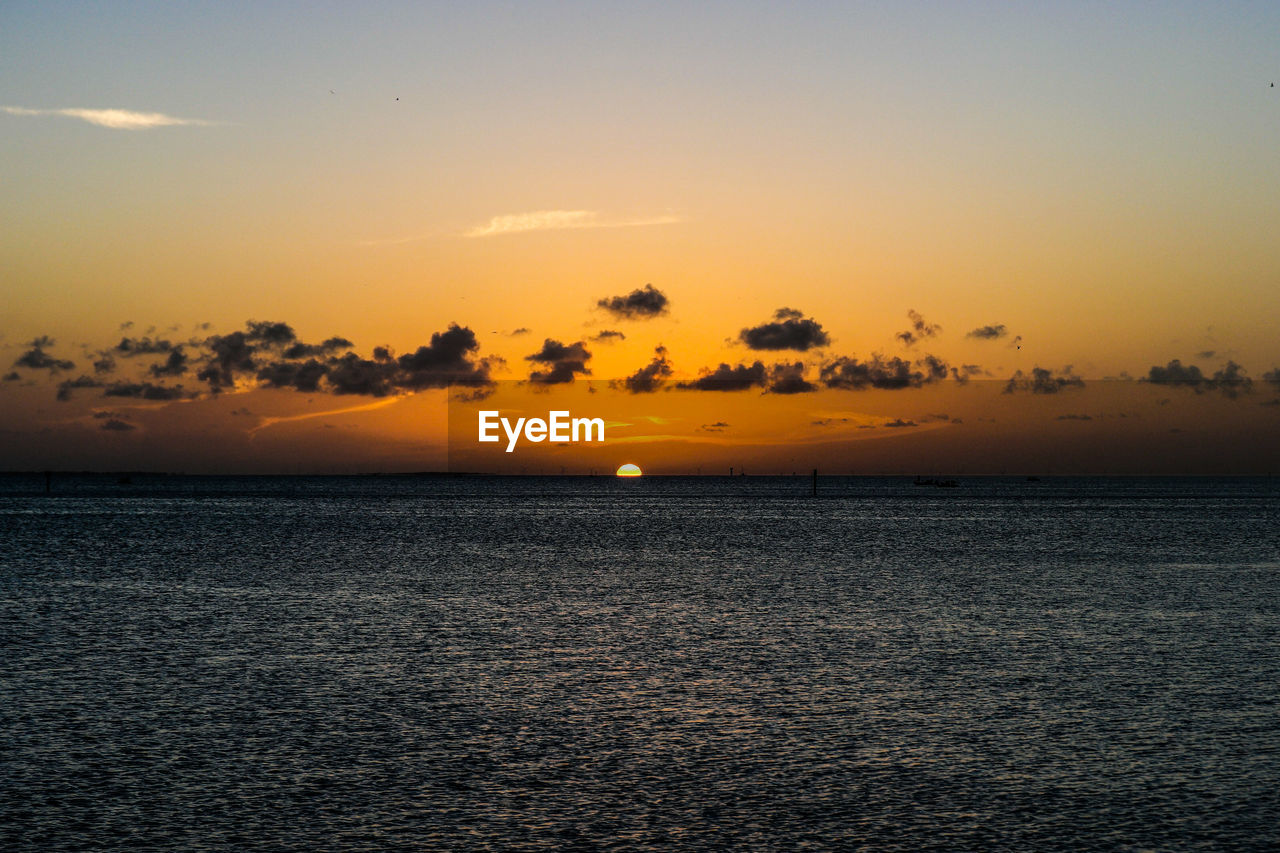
[{"xmin": 616, "ymin": 463, "xmax": 642, "ymax": 477}]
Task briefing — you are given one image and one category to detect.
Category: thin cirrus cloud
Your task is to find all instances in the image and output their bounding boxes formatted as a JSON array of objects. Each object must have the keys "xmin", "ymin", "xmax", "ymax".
[
  {"xmin": 464, "ymin": 210, "xmax": 681, "ymax": 238},
  {"xmin": 2, "ymin": 106, "xmax": 218, "ymax": 130}
]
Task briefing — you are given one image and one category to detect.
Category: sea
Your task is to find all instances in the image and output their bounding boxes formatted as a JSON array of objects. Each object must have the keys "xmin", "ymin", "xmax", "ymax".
[{"xmin": 2, "ymin": 474, "xmax": 1278, "ymax": 851}]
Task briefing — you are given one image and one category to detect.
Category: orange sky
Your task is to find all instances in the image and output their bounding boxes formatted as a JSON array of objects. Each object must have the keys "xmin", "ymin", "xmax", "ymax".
[{"xmin": 3, "ymin": 3, "xmax": 1279, "ymax": 473}]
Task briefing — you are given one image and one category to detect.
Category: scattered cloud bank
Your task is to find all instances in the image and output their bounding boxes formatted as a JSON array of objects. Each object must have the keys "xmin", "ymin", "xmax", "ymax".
[
  {"xmin": 2, "ymin": 106, "xmax": 218, "ymax": 130},
  {"xmin": 1003, "ymin": 366, "xmax": 1085, "ymax": 394},
  {"xmin": 1141, "ymin": 359, "xmax": 1253, "ymax": 398}
]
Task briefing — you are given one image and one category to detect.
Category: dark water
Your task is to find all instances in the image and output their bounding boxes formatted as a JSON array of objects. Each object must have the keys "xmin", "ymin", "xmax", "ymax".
[{"xmin": 3, "ymin": 475, "xmax": 1279, "ymax": 851}]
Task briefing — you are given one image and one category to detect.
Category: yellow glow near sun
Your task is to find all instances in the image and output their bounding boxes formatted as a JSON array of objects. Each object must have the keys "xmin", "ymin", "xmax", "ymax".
[{"xmin": 616, "ymin": 463, "xmax": 642, "ymax": 477}]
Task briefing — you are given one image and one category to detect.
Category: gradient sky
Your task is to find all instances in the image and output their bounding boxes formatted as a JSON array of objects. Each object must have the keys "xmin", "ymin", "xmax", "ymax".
[{"xmin": 3, "ymin": 2, "xmax": 1279, "ymax": 473}]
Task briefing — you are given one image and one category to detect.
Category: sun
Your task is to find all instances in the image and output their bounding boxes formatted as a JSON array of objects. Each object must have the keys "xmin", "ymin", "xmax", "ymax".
[{"xmin": 616, "ymin": 463, "xmax": 643, "ymax": 477}]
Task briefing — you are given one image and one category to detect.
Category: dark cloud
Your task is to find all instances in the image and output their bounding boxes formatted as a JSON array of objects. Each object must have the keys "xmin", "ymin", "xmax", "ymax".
[
  {"xmin": 119, "ymin": 321, "xmax": 134, "ymax": 331},
  {"xmin": 590, "ymin": 330, "xmax": 626, "ymax": 343},
  {"xmin": 282, "ymin": 337, "xmax": 353, "ymax": 359},
  {"xmin": 56, "ymin": 375, "xmax": 104, "ymax": 401},
  {"xmin": 819, "ymin": 354, "xmax": 945, "ymax": 390},
  {"xmin": 14, "ymin": 338, "xmax": 74, "ymax": 372},
  {"xmin": 896, "ymin": 310, "xmax": 941, "ymax": 348},
  {"xmin": 104, "ymin": 382, "xmax": 193, "ymax": 401},
  {"xmin": 1197, "ymin": 350, "xmax": 1216, "ymax": 360},
  {"xmin": 1056, "ymin": 414, "xmax": 1093, "ymax": 421},
  {"xmin": 615, "ymin": 346, "xmax": 672, "ymax": 393},
  {"xmin": 1264, "ymin": 368, "xmax": 1280, "ymax": 389},
  {"xmin": 966, "ymin": 324, "xmax": 1007, "ymax": 340},
  {"xmin": 596, "ymin": 283, "xmax": 669, "ymax": 319},
  {"xmin": 1141, "ymin": 359, "xmax": 1252, "ymax": 397},
  {"xmin": 149, "ymin": 348, "xmax": 189, "ymax": 378},
  {"xmin": 115, "ymin": 336, "xmax": 174, "ymax": 355},
  {"xmin": 766, "ymin": 362, "xmax": 816, "ymax": 394},
  {"xmin": 395, "ymin": 324, "xmax": 491, "ymax": 389},
  {"xmin": 884, "ymin": 418, "xmax": 917, "ymax": 428},
  {"xmin": 510, "ymin": 327, "xmax": 531, "ymax": 336},
  {"xmin": 701, "ymin": 421, "xmax": 730, "ymax": 431},
  {"xmin": 526, "ymin": 339, "xmax": 592, "ymax": 384},
  {"xmin": 245, "ymin": 321, "xmax": 296, "ymax": 346},
  {"xmin": 324, "ymin": 354, "xmax": 398, "ymax": 396},
  {"xmin": 739, "ymin": 308, "xmax": 830, "ymax": 351},
  {"xmin": 93, "ymin": 354, "xmax": 116, "ymax": 374},
  {"xmin": 196, "ymin": 331, "xmax": 255, "ymax": 390},
  {"xmin": 811, "ymin": 417, "xmax": 851, "ymax": 427},
  {"xmin": 677, "ymin": 361, "xmax": 767, "ymax": 392},
  {"xmin": 99, "ymin": 418, "xmax": 136, "ymax": 432},
  {"xmin": 3, "ymin": 371, "xmax": 19, "ymax": 382},
  {"xmin": 258, "ymin": 358, "xmax": 329, "ymax": 393},
  {"xmin": 1003, "ymin": 366, "xmax": 1085, "ymax": 394}
]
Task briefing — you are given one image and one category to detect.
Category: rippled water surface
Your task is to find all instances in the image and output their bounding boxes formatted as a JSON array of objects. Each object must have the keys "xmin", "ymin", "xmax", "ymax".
[{"xmin": 3, "ymin": 475, "xmax": 1279, "ymax": 850}]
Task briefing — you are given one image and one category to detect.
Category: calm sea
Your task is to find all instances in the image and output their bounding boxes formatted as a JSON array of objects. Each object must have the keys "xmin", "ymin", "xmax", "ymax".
[{"xmin": 2, "ymin": 474, "xmax": 1278, "ymax": 851}]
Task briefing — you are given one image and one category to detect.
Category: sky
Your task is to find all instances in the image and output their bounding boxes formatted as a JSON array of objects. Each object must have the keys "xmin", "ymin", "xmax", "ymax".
[{"xmin": 3, "ymin": 1, "xmax": 1279, "ymax": 474}]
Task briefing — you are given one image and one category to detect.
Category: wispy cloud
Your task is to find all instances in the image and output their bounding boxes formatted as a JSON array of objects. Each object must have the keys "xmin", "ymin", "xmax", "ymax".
[
  {"xmin": 465, "ymin": 210, "xmax": 681, "ymax": 238},
  {"xmin": 248, "ymin": 397, "xmax": 402, "ymax": 436},
  {"xmin": 2, "ymin": 106, "xmax": 218, "ymax": 130}
]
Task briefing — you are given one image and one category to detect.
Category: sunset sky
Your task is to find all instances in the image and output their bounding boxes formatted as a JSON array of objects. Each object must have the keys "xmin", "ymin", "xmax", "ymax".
[{"xmin": 3, "ymin": 2, "xmax": 1278, "ymax": 473}]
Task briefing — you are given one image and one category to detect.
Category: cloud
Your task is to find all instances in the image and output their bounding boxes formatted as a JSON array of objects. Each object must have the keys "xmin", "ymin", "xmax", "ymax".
[
  {"xmin": 394, "ymin": 324, "xmax": 491, "ymax": 390},
  {"xmin": 465, "ymin": 210, "xmax": 680, "ymax": 238},
  {"xmin": 819, "ymin": 354, "xmax": 947, "ymax": 390},
  {"xmin": 1264, "ymin": 368, "xmax": 1280, "ymax": 389},
  {"xmin": 3, "ymin": 371, "xmax": 19, "ymax": 382},
  {"xmin": 13, "ymin": 337, "xmax": 74, "ymax": 372},
  {"xmin": 766, "ymin": 362, "xmax": 816, "ymax": 394},
  {"xmin": 2, "ymin": 105, "xmax": 218, "ymax": 130},
  {"xmin": 99, "ymin": 418, "xmax": 136, "ymax": 432},
  {"xmin": 43, "ymin": 318, "xmax": 493, "ymax": 401},
  {"xmin": 245, "ymin": 321, "xmax": 297, "ymax": 346},
  {"xmin": 966, "ymin": 324, "xmax": 1007, "ymax": 340},
  {"xmin": 149, "ymin": 348, "xmax": 189, "ymax": 378},
  {"xmin": 896, "ymin": 310, "xmax": 941, "ymax": 348},
  {"xmin": 739, "ymin": 308, "xmax": 830, "ymax": 351},
  {"xmin": 93, "ymin": 354, "xmax": 116, "ymax": 374},
  {"xmin": 56, "ymin": 375, "xmax": 104, "ymax": 401},
  {"xmin": 884, "ymin": 419, "xmax": 917, "ymax": 428},
  {"xmin": 597, "ymin": 284, "xmax": 670, "ymax": 320},
  {"xmin": 282, "ymin": 337, "xmax": 353, "ymax": 359},
  {"xmin": 257, "ymin": 358, "xmax": 330, "ymax": 393},
  {"xmin": 196, "ymin": 331, "xmax": 256, "ymax": 390},
  {"xmin": 104, "ymin": 381, "xmax": 195, "ymax": 401},
  {"xmin": 525, "ymin": 339, "xmax": 592, "ymax": 384},
  {"xmin": 590, "ymin": 330, "xmax": 626, "ymax": 343},
  {"xmin": 509, "ymin": 328, "xmax": 531, "ymax": 336},
  {"xmin": 1056, "ymin": 414, "xmax": 1094, "ymax": 421},
  {"xmin": 115, "ymin": 336, "xmax": 175, "ymax": 355},
  {"xmin": 700, "ymin": 422, "xmax": 730, "ymax": 432},
  {"xmin": 324, "ymin": 354, "xmax": 398, "ymax": 396},
  {"xmin": 614, "ymin": 346, "xmax": 673, "ymax": 393},
  {"xmin": 1141, "ymin": 359, "xmax": 1252, "ymax": 397},
  {"xmin": 677, "ymin": 361, "xmax": 767, "ymax": 392},
  {"xmin": 1197, "ymin": 350, "xmax": 1216, "ymax": 360},
  {"xmin": 1003, "ymin": 366, "xmax": 1085, "ymax": 394}
]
